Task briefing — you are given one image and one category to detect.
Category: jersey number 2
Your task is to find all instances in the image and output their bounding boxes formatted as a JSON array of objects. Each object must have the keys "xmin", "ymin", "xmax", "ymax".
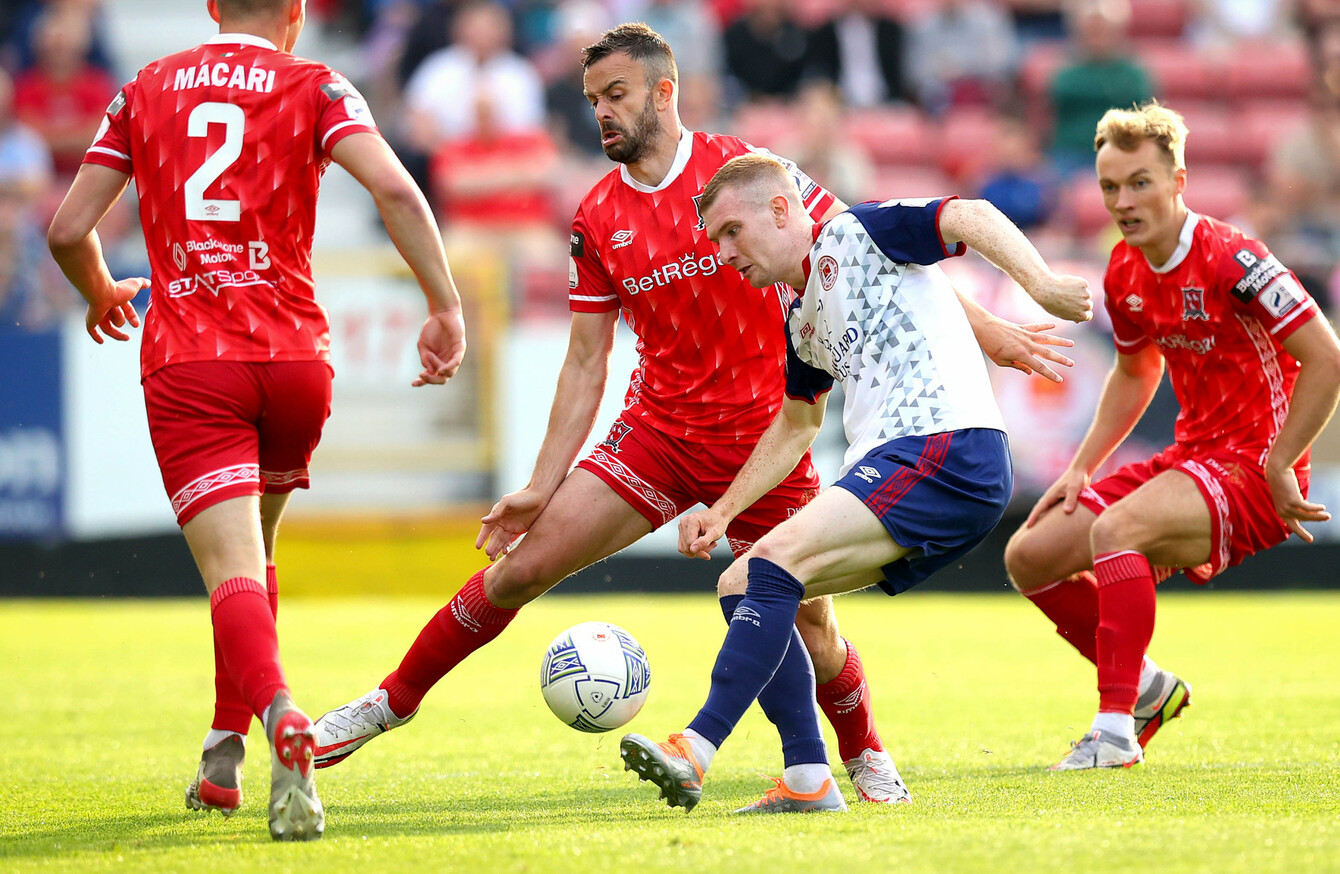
[{"xmin": 185, "ymin": 102, "xmax": 244, "ymax": 222}]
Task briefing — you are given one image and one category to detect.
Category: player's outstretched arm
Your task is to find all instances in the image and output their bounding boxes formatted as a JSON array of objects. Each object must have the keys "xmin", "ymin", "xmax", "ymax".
[
  {"xmin": 678, "ymin": 395, "xmax": 827, "ymax": 559},
  {"xmin": 330, "ymin": 132, "xmax": 466, "ymax": 386},
  {"xmin": 1265, "ymin": 317, "xmax": 1340, "ymax": 541},
  {"xmin": 476, "ymin": 310, "xmax": 620, "ymax": 560},
  {"xmin": 1025, "ymin": 345, "xmax": 1164, "ymax": 527},
  {"xmin": 47, "ymin": 164, "xmax": 145, "ymax": 343},
  {"xmin": 939, "ymin": 199, "xmax": 1093, "ymax": 324},
  {"xmin": 956, "ymin": 290, "xmax": 1075, "ymax": 382}
]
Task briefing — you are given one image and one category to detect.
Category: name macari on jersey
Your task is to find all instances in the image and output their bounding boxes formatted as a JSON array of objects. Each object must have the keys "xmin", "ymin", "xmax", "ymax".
[
  {"xmin": 173, "ymin": 62, "xmax": 275, "ymax": 93},
  {"xmin": 621, "ymin": 251, "xmax": 721, "ymax": 295}
]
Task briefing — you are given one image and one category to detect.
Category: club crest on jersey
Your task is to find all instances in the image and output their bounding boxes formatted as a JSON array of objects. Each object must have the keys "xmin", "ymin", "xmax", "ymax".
[
  {"xmin": 611, "ymin": 230, "xmax": 635, "ymax": 250},
  {"xmin": 1181, "ymin": 287, "xmax": 1208, "ymax": 321},
  {"xmin": 817, "ymin": 255, "xmax": 839, "ymax": 291},
  {"xmin": 854, "ymin": 465, "xmax": 881, "ymax": 484}
]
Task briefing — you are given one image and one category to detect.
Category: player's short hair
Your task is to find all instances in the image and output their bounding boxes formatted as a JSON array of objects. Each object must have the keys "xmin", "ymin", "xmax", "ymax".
[
  {"xmin": 699, "ymin": 153, "xmax": 798, "ymax": 220},
  {"xmin": 580, "ymin": 23, "xmax": 678, "ymax": 87},
  {"xmin": 1094, "ymin": 101, "xmax": 1188, "ymax": 171}
]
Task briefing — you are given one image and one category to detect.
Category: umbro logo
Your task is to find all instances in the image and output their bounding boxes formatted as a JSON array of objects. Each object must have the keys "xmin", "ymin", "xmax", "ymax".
[
  {"xmin": 731, "ymin": 605, "xmax": 761, "ymax": 627},
  {"xmin": 611, "ymin": 229, "xmax": 635, "ymax": 249},
  {"xmin": 854, "ymin": 465, "xmax": 881, "ymax": 484},
  {"xmin": 1125, "ymin": 294, "xmax": 1143, "ymax": 312},
  {"xmin": 451, "ymin": 600, "xmax": 482, "ymax": 633}
]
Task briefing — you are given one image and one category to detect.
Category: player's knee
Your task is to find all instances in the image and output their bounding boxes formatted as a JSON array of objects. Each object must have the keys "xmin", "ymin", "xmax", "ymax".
[
  {"xmin": 1089, "ymin": 503, "xmax": 1151, "ymax": 556},
  {"xmin": 715, "ymin": 560, "xmax": 748, "ymax": 598},
  {"xmin": 745, "ymin": 535, "xmax": 802, "ymax": 574},
  {"xmin": 485, "ymin": 557, "xmax": 556, "ymax": 609},
  {"xmin": 1003, "ymin": 527, "xmax": 1050, "ymax": 593}
]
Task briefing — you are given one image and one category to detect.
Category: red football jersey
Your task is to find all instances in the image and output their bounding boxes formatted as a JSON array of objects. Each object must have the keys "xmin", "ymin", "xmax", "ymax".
[
  {"xmin": 1103, "ymin": 212, "xmax": 1318, "ymax": 465},
  {"xmin": 568, "ymin": 131, "xmax": 835, "ymax": 443},
  {"xmin": 83, "ymin": 33, "xmax": 379, "ymax": 378}
]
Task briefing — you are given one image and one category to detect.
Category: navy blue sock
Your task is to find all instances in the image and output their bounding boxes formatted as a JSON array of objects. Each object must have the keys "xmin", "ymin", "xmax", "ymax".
[
  {"xmin": 713, "ymin": 592, "xmax": 828, "ymax": 767},
  {"xmin": 689, "ymin": 558, "xmax": 824, "ymax": 765}
]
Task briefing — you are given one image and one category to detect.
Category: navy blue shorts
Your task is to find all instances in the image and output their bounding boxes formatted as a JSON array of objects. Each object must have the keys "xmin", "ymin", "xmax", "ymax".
[{"xmin": 833, "ymin": 428, "xmax": 1012, "ymax": 595}]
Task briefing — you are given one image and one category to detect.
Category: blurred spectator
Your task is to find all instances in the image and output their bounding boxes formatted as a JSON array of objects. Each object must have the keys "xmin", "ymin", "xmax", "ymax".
[
  {"xmin": 636, "ymin": 0, "xmax": 723, "ymax": 78},
  {"xmin": 976, "ymin": 115, "xmax": 1055, "ymax": 229},
  {"xmin": 1189, "ymin": 0, "xmax": 1296, "ymax": 50},
  {"xmin": 1009, "ymin": 0, "xmax": 1068, "ymax": 42},
  {"xmin": 0, "ymin": 68, "xmax": 52, "ymax": 202},
  {"xmin": 11, "ymin": 6, "xmax": 116, "ymax": 179},
  {"xmin": 772, "ymin": 80, "xmax": 873, "ymax": 204},
  {"xmin": 543, "ymin": 0, "xmax": 609, "ymax": 160},
  {"xmin": 722, "ymin": 0, "xmax": 813, "ymax": 104},
  {"xmin": 1048, "ymin": 0, "xmax": 1153, "ymax": 175},
  {"xmin": 805, "ymin": 0, "xmax": 909, "ymax": 108},
  {"xmin": 679, "ymin": 72, "xmax": 728, "ymax": 132},
  {"xmin": 0, "ymin": 179, "xmax": 68, "ymax": 330},
  {"xmin": 431, "ymin": 92, "xmax": 559, "ymax": 235},
  {"xmin": 397, "ymin": 0, "xmax": 463, "ymax": 87},
  {"xmin": 2, "ymin": 0, "xmax": 117, "ymax": 75},
  {"xmin": 905, "ymin": 0, "xmax": 1020, "ymax": 115},
  {"xmin": 1267, "ymin": 91, "xmax": 1340, "ymax": 308},
  {"xmin": 404, "ymin": 0, "xmax": 544, "ymax": 151}
]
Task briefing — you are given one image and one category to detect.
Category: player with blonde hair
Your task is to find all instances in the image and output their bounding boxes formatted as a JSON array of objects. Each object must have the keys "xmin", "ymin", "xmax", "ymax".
[{"xmin": 1004, "ymin": 102, "xmax": 1340, "ymax": 770}]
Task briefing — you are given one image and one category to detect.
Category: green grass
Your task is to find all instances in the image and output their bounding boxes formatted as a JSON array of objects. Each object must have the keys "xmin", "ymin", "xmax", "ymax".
[{"xmin": 2, "ymin": 592, "xmax": 1338, "ymax": 873}]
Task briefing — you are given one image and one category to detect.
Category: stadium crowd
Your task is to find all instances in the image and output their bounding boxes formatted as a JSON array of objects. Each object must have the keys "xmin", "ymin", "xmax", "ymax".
[{"xmin": 6, "ymin": 0, "xmax": 1340, "ymax": 330}]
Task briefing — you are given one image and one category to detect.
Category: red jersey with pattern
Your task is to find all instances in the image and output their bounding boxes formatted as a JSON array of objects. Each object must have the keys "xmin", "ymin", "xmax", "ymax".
[
  {"xmin": 568, "ymin": 131, "xmax": 835, "ymax": 443},
  {"xmin": 82, "ymin": 33, "xmax": 379, "ymax": 379},
  {"xmin": 1103, "ymin": 212, "xmax": 1318, "ymax": 467}
]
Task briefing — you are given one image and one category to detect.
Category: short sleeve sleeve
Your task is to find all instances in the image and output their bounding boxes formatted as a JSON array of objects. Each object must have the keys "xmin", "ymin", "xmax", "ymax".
[
  {"xmin": 846, "ymin": 197, "xmax": 966, "ymax": 265},
  {"xmin": 750, "ymin": 147, "xmax": 837, "ymax": 221},
  {"xmin": 1103, "ymin": 256, "xmax": 1151, "ymax": 354},
  {"xmin": 568, "ymin": 206, "xmax": 619, "ymax": 313},
  {"xmin": 83, "ymin": 84, "xmax": 134, "ymax": 174},
  {"xmin": 314, "ymin": 71, "xmax": 380, "ymax": 156},
  {"xmin": 1221, "ymin": 237, "xmax": 1317, "ymax": 341},
  {"xmin": 784, "ymin": 325, "xmax": 835, "ymax": 403}
]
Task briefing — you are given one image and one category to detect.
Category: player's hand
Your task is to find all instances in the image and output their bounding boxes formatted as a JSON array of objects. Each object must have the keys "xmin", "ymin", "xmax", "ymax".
[
  {"xmin": 85, "ymin": 277, "xmax": 147, "ymax": 344},
  {"xmin": 1025, "ymin": 466, "xmax": 1091, "ymax": 528},
  {"xmin": 1266, "ymin": 464, "xmax": 1330, "ymax": 543},
  {"xmin": 413, "ymin": 309, "xmax": 466, "ymax": 387},
  {"xmin": 476, "ymin": 487, "xmax": 549, "ymax": 561},
  {"xmin": 1026, "ymin": 273, "xmax": 1093, "ymax": 324},
  {"xmin": 678, "ymin": 508, "xmax": 728, "ymax": 559},
  {"xmin": 976, "ymin": 317, "xmax": 1075, "ymax": 383}
]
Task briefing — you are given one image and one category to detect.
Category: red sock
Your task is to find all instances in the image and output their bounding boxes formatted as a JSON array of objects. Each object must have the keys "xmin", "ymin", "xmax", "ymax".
[
  {"xmin": 815, "ymin": 639, "xmax": 884, "ymax": 761},
  {"xmin": 266, "ymin": 564, "xmax": 279, "ymax": 618},
  {"xmin": 381, "ymin": 569, "xmax": 519, "ymax": 717},
  {"xmin": 1093, "ymin": 551, "xmax": 1157, "ymax": 715},
  {"xmin": 1023, "ymin": 571, "xmax": 1100, "ymax": 665},
  {"xmin": 210, "ymin": 577, "xmax": 288, "ymax": 719},
  {"xmin": 211, "ymin": 567, "xmax": 281, "ymax": 733}
]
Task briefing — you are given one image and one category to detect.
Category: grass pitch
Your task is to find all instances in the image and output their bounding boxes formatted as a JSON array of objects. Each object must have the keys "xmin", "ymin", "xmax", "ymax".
[{"xmin": 2, "ymin": 591, "xmax": 1338, "ymax": 873}]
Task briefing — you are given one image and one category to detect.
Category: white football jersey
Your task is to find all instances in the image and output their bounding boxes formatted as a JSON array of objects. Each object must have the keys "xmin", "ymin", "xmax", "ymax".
[{"xmin": 786, "ymin": 198, "xmax": 1007, "ymax": 475}]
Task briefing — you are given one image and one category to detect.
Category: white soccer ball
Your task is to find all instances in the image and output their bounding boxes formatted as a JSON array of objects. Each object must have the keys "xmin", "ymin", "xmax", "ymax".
[{"xmin": 540, "ymin": 621, "xmax": 651, "ymax": 732}]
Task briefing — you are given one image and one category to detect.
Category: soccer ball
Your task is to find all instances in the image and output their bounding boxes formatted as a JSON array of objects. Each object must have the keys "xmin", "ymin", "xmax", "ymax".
[{"xmin": 540, "ymin": 621, "xmax": 651, "ymax": 732}]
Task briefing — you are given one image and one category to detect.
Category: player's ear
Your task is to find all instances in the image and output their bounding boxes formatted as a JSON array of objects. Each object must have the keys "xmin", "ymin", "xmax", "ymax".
[
  {"xmin": 1173, "ymin": 165, "xmax": 1187, "ymax": 197},
  {"xmin": 207, "ymin": 0, "xmax": 220, "ymax": 25},
  {"xmin": 655, "ymin": 76, "xmax": 675, "ymax": 111},
  {"xmin": 771, "ymin": 194, "xmax": 790, "ymax": 227},
  {"xmin": 290, "ymin": 0, "xmax": 306, "ymax": 24}
]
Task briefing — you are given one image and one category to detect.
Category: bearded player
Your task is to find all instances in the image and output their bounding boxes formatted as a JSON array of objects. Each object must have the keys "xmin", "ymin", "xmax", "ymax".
[
  {"xmin": 47, "ymin": 0, "xmax": 467, "ymax": 839},
  {"xmin": 315, "ymin": 23, "xmax": 1082, "ymax": 806},
  {"xmin": 1004, "ymin": 103, "xmax": 1340, "ymax": 770}
]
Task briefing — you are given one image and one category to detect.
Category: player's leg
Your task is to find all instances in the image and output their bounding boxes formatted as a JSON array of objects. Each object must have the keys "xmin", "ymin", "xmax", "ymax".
[
  {"xmin": 623, "ymin": 488, "xmax": 901, "ymax": 812},
  {"xmin": 316, "ymin": 468, "xmax": 654, "ymax": 767},
  {"xmin": 1051, "ymin": 469, "xmax": 1210, "ymax": 771},
  {"xmin": 1003, "ymin": 502, "xmax": 1102, "ymax": 663},
  {"xmin": 727, "ymin": 461, "xmax": 899, "ymax": 800}
]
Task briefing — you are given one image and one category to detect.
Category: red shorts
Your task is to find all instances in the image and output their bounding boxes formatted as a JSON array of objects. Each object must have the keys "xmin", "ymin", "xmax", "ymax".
[
  {"xmin": 142, "ymin": 361, "xmax": 333, "ymax": 527},
  {"xmin": 1077, "ymin": 445, "xmax": 1305, "ymax": 583},
  {"xmin": 576, "ymin": 415, "xmax": 821, "ymax": 556}
]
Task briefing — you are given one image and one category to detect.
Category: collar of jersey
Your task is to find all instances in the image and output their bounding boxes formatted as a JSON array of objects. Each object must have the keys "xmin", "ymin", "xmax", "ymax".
[
  {"xmin": 1147, "ymin": 210, "xmax": 1200, "ymax": 274},
  {"xmin": 208, "ymin": 33, "xmax": 279, "ymax": 52},
  {"xmin": 618, "ymin": 129, "xmax": 694, "ymax": 193},
  {"xmin": 797, "ymin": 218, "xmax": 831, "ymax": 293}
]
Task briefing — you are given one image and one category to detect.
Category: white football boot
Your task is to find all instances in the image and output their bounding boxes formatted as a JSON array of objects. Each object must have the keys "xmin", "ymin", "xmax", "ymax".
[
  {"xmin": 1049, "ymin": 730, "xmax": 1144, "ymax": 771},
  {"xmin": 313, "ymin": 687, "xmax": 416, "ymax": 769},
  {"xmin": 843, "ymin": 748, "xmax": 912, "ymax": 803}
]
